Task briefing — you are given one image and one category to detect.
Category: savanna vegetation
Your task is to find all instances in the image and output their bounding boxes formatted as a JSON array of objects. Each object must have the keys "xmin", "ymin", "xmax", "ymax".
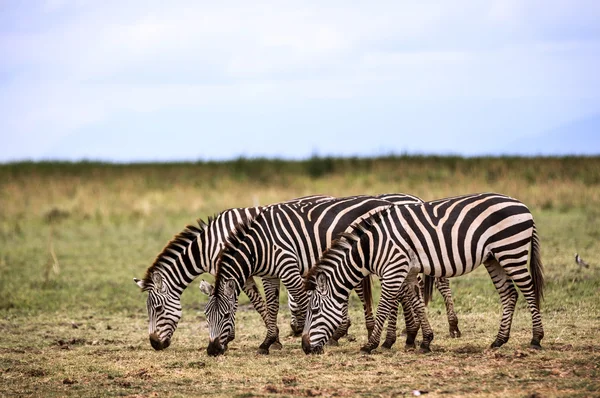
[{"xmin": 1, "ymin": 156, "xmax": 599, "ymax": 397}]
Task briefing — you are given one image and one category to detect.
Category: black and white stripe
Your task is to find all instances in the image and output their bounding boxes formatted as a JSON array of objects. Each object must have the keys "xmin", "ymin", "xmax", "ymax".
[
  {"xmin": 303, "ymin": 192, "xmax": 544, "ymax": 354},
  {"xmin": 203, "ymin": 194, "xmax": 429, "ymax": 356},
  {"xmin": 133, "ymin": 195, "xmax": 330, "ymax": 350}
]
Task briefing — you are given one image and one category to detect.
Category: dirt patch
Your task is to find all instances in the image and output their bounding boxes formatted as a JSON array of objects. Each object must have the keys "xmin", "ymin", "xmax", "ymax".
[
  {"xmin": 453, "ymin": 344, "xmax": 483, "ymax": 354},
  {"xmin": 55, "ymin": 338, "xmax": 87, "ymax": 347},
  {"xmin": 25, "ymin": 368, "xmax": 47, "ymax": 377}
]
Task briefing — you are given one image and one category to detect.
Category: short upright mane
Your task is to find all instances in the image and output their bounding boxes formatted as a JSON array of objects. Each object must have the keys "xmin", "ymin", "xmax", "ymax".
[
  {"xmin": 304, "ymin": 206, "xmax": 392, "ymax": 291},
  {"xmin": 142, "ymin": 217, "xmax": 212, "ymax": 289}
]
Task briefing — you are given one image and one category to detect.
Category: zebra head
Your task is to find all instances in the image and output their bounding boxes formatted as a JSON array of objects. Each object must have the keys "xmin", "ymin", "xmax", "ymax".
[
  {"xmin": 200, "ymin": 279, "xmax": 238, "ymax": 356},
  {"xmin": 133, "ymin": 272, "xmax": 182, "ymax": 351},
  {"xmin": 302, "ymin": 272, "xmax": 344, "ymax": 355}
]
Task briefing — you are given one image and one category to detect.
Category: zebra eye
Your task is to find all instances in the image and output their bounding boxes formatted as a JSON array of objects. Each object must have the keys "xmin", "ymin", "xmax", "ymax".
[
  {"xmin": 223, "ymin": 312, "xmax": 231, "ymax": 320},
  {"xmin": 155, "ymin": 305, "xmax": 164, "ymax": 313}
]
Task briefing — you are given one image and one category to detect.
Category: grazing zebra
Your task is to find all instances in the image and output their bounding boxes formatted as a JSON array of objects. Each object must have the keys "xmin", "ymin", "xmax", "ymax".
[
  {"xmin": 302, "ymin": 192, "xmax": 544, "ymax": 355},
  {"xmin": 133, "ymin": 195, "xmax": 331, "ymax": 351},
  {"xmin": 202, "ymin": 194, "xmax": 447, "ymax": 356}
]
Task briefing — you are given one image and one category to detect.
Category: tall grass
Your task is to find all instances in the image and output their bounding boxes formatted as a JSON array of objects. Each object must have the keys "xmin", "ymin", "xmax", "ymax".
[{"xmin": 2, "ymin": 156, "xmax": 599, "ymax": 223}]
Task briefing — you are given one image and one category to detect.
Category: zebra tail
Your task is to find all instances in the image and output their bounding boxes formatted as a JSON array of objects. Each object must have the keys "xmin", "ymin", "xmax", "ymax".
[
  {"xmin": 361, "ymin": 274, "xmax": 373, "ymax": 317},
  {"xmin": 530, "ymin": 222, "xmax": 545, "ymax": 309},
  {"xmin": 422, "ymin": 274, "xmax": 435, "ymax": 306}
]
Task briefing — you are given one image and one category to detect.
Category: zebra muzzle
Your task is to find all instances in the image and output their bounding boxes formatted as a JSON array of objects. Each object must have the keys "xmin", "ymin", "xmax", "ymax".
[
  {"xmin": 301, "ymin": 334, "xmax": 311, "ymax": 354},
  {"xmin": 149, "ymin": 333, "xmax": 170, "ymax": 351},
  {"xmin": 207, "ymin": 339, "xmax": 225, "ymax": 357}
]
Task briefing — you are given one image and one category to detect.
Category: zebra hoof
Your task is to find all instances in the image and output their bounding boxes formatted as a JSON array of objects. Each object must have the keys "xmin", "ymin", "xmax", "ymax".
[
  {"xmin": 404, "ymin": 343, "xmax": 416, "ymax": 351},
  {"xmin": 419, "ymin": 342, "xmax": 431, "ymax": 354},
  {"xmin": 450, "ymin": 328, "xmax": 462, "ymax": 338},
  {"xmin": 382, "ymin": 338, "xmax": 396, "ymax": 349},
  {"xmin": 490, "ymin": 340, "xmax": 505, "ymax": 349},
  {"xmin": 360, "ymin": 346, "xmax": 374, "ymax": 354},
  {"xmin": 327, "ymin": 339, "xmax": 339, "ymax": 346},
  {"xmin": 256, "ymin": 347, "xmax": 270, "ymax": 355},
  {"xmin": 271, "ymin": 341, "xmax": 283, "ymax": 350},
  {"xmin": 530, "ymin": 340, "xmax": 542, "ymax": 350}
]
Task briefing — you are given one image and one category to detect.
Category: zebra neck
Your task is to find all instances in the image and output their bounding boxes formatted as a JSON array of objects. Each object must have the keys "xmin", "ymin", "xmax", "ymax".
[
  {"xmin": 323, "ymin": 266, "xmax": 365, "ymax": 302},
  {"xmin": 157, "ymin": 234, "xmax": 210, "ymax": 296}
]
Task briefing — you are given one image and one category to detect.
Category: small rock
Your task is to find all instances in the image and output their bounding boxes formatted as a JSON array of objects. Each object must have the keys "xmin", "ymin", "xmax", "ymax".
[
  {"xmin": 63, "ymin": 378, "xmax": 76, "ymax": 385},
  {"xmin": 412, "ymin": 390, "xmax": 428, "ymax": 396}
]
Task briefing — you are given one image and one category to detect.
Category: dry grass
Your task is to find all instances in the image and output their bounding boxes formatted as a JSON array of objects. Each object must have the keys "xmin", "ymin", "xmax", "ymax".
[{"xmin": 1, "ymin": 157, "xmax": 599, "ymax": 397}]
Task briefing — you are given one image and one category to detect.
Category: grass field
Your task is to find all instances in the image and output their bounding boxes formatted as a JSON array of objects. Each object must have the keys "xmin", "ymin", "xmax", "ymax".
[{"xmin": 1, "ymin": 157, "xmax": 599, "ymax": 397}]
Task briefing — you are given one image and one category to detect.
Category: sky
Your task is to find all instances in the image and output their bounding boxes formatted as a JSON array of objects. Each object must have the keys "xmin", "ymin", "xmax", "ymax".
[{"xmin": 1, "ymin": 0, "xmax": 600, "ymax": 162}]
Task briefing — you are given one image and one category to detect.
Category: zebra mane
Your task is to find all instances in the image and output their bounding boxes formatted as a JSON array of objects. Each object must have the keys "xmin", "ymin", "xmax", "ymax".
[
  {"xmin": 304, "ymin": 207, "xmax": 390, "ymax": 291},
  {"xmin": 142, "ymin": 217, "xmax": 214, "ymax": 291}
]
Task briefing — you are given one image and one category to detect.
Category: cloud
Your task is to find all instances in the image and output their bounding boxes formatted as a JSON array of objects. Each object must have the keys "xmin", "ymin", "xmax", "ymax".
[{"xmin": 1, "ymin": 1, "xmax": 599, "ymax": 161}]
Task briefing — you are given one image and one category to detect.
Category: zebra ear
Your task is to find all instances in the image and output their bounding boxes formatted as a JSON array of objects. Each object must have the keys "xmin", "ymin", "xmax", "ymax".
[
  {"xmin": 199, "ymin": 280, "xmax": 214, "ymax": 296},
  {"xmin": 224, "ymin": 280, "xmax": 237, "ymax": 299},
  {"xmin": 316, "ymin": 273, "xmax": 328, "ymax": 295},
  {"xmin": 151, "ymin": 273, "xmax": 166, "ymax": 293},
  {"xmin": 133, "ymin": 278, "xmax": 144, "ymax": 289}
]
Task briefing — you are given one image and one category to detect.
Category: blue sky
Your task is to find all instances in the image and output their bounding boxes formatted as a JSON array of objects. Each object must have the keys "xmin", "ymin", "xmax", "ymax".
[{"xmin": 1, "ymin": 0, "xmax": 599, "ymax": 162}]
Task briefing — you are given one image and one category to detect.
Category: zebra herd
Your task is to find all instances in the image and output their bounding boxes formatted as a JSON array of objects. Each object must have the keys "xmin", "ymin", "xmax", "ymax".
[{"xmin": 134, "ymin": 192, "xmax": 544, "ymax": 356}]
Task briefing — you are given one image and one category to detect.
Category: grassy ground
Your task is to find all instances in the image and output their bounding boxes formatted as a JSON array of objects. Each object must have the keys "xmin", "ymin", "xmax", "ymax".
[{"xmin": 1, "ymin": 157, "xmax": 599, "ymax": 397}]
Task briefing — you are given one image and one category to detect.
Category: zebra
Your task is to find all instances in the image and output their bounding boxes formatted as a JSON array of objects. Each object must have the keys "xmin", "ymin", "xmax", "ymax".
[
  {"xmin": 201, "ymin": 194, "xmax": 460, "ymax": 356},
  {"xmin": 302, "ymin": 192, "xmax": 544, "ymax": 355},
  {"xmin": 133, "ymin": 195, "xmax": 331, "ymax": 351}
]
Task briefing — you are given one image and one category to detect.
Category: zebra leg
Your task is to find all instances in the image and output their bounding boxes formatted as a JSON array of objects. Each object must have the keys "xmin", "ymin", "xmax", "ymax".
[
  {"xmin": 257, "ymin": 277, "xmax": 282, "ymax": 354},
  {"xmin": 360, "ymin": 280, "xmax": 399, "ymax": 354},
  {"xmin": 500, "ymin": 259, "xmax": 544, "ymax": 349},
  {"xmin": 286, "ymin": 289, "xmax": 303, "ymax": 337},
  {"xmin": 261, "ymin": 277, "xmax": 283, "ymax": 350},
  {"xmin": 485, "ymin": 259, "xmax": 519, "ymax": 348},
  {"xmin": 242, "ymin": 277, "xmax": 267, "ymax": 326},
  {"xmin": 383, "ymin": 284, "xmax": 420, "ymax": 350},
  {"xmin": 381, "ymin": 295, "xmax": 400, "ymax": 349},
  {"xmin": 406, "ymin": 276, "xmax": 434, "ymax": 353},
  {"xmin": 355, "ymin": 279, "xmax": 374, "ymax": 338},
  {"xmin": 435, "ymin": 277, "xmax": 461, "ymax": 338},
  {"xmin": 284, "ymin": 277, "xmax": 309, "ymax": 330}
]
